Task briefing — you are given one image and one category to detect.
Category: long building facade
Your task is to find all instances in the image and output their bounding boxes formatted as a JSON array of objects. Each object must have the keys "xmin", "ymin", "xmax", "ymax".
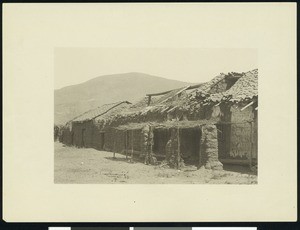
[{"xmin": 58, "ymin": 69, "xmax": 258, "ymax": 170}]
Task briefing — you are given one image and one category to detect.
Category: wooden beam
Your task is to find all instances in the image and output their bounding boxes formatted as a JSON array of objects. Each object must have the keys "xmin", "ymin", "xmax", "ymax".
[
  {"xmin": 198, "ymin": 126, "xmax": 204, "ymax": 169},
  {"xmin": 255, "ymin": 107, "xmax": 258, "ymax": 110},
  {"xmin": 167, "ymin": 106, "xmax": 178, "ymax": 113},
  {"xmin": 249, "ymin": 122, "xmax": 253, "ymax": 170},
  {"xmin": 125, "ymin": 130, "xmax": 128, "ymax": 159},
  {"xmin": 161, "ymin": 106, "xmax": 171, "ymax": 112},
  {"xmin": 145, "ymin": 83, "xmax": 201, "ymax": 97},
  {"xmin": 186, "ymin": 83, "xmax": 204, "ymax": 90},
  {"xmin": 158, "ymin": 86, "xmax": 190, "ymax": 105},
  {"xmin": 177, "ymin": 127, "xmax": 180, "ymax": 169},
  {"xmin": 92, "ymin": 101, "xmax": 132, "ymax": 120},
  {"xmin": 131, "ymin": 129, "xmax": 134, "ymax": 162},
  {"xmin": 124, "ymin": 130, "xmax": 127, "ymax": 157},
  {"xmin": 113, "ymin": 136, "xmax": 116, "ymax": 159},
  {"xmin": 113, "ymin": 130, "xmax": 116, "ymax": 158},
  {"xmin": 215, "ymin": 102, "xmax": 221, "ymax": 107},
  {"xmin": 146, "ymin": 89, "xmax": 173, "ymax": 97},
  {"xmin": 241, "ymin": 101, "xmax": 254, "ymax": 111},
  {"xmin": 150, "ymin": 126, "xmax": 153, "ymax": 159}
]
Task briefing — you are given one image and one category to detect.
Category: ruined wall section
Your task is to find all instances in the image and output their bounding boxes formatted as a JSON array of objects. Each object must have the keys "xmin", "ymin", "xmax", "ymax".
[
  {"xmin": 60, "ymin": 126, "xmax": 73, "ymax": 146},
  {"xmin": 101, "ymin": 127, "xmax": 145, "ymax": 158},
  {"xmin": 229, "ymin": 105, "xmax": 255, "ymax": 160},
  {"xmin": 91, "ymin": 125, "xmax": 104, "ymax": 150},
  {"xmin": 200, "ymin": 124, "xmax": 223, "ymax": 170},
  {"xmin": 71, "ymin": 121, "xmax": 94, "ymax": 148}
]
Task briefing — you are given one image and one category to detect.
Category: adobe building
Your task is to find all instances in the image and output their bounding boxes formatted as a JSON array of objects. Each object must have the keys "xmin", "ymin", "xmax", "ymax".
[{"xmin": 58, "ymin": 69, "xmax": 258, "ymax": 171}]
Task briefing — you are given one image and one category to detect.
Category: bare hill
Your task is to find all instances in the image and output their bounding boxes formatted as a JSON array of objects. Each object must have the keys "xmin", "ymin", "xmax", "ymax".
[{"xmin": 55, "ymin": 72, "xmax": 191, "ymax": 124}]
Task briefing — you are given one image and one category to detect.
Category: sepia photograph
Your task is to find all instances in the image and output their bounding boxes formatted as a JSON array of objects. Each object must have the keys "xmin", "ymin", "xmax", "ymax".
[
  {"xmin": 3, "ymin": 3, "xmax": 296, "ymax": 222},
  {"xmin": 54, "ymin": 48, "xmax": 258, "ymax": 184}
]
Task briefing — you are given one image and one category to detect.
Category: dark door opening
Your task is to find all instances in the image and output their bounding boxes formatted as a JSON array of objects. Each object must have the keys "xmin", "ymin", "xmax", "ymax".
[
  {"xmin": 216, "ymin": 123, "xmax": 231, "ymax": 160},
  {"xmin": 153, "ymin": 129, "xmax": 171, "ymax": 157},
  {"xmin": 179, "ymin": 128, "xmax": 201, "ymax": 166}
]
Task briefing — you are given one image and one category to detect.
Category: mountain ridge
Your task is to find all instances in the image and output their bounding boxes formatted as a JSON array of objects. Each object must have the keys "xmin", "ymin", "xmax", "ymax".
[{"xmin": 55, "ymin": 72, "xmax": 194, "ymax": 125}]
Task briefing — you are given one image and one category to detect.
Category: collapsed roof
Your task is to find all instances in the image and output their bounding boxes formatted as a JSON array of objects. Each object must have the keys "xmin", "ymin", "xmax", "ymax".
[
  {"xmin": 65, "ymin": 69, "xmax": 258, "ymax": 128},
  {"xmin": 201, "ymin": 69, "xmax": 258, "ymax": 103}
]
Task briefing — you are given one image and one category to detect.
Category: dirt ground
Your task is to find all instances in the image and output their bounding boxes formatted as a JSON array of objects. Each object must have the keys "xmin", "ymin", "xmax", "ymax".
[{"xmin": 54, "ymin": 142, "xmax": 257, "ymax": 184}]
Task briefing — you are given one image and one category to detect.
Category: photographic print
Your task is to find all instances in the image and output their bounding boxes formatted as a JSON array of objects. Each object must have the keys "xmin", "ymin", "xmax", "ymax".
[
  {"xmin": 54, "ymin": 48, "xmax": 258, "ymax": 184},
  {"xmin": 3, "ymin": 3, "xmax": 296, "ymax": 222}
]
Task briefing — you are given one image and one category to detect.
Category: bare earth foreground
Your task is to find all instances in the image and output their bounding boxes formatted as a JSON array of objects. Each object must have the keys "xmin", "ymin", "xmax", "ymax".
[{"xmin": 54, "ymin": 142, "xmax": 257, "ymax": 184}]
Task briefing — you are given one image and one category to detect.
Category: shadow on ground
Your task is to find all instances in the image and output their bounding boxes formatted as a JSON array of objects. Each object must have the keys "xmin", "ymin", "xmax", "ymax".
[
  {"xmin": 223, "ymin": 164, "xmax": 257, "ymax": 175},
  {"xmin": 104, "ymin": 156, "xmax": 145, "ymax": 164}
]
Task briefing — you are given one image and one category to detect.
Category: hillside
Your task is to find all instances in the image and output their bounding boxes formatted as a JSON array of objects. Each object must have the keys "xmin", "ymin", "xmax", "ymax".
[{"xmin": 55, "ymin": 72, "xmax": 192, "ymax": 124}]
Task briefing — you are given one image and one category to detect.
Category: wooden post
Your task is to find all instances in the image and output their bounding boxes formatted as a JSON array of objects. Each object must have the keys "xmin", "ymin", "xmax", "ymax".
[
  {"xmin": 144, "ymin": 128, "xmax": 147, "ymax": 164},
  {"xmin": 198, "ymin": 126, "xmax": 202, "ymax": 169},
  {"xmin": 123, "ymin": 131, "xmax": 126, "ymax": 154},
  {"xmin": 113, "ymin": 130, "xmax": 116, "ymax": 158},
  {"xmin": 249, "ymin": 122, "xmax": 253, "ymax": 170},
  {"xmin": 177, "ymin": 127, "xmax": 180, "ymax": 169},
  {"xmin": 113, "ymin": 144, "xmax": 116, "ymax": 158},
  {"xmin": 131, "ymin": 129, "xmax": 134, "ymax": 162},
  {"xmin": 150, "ymin": 126, "xmax": 153, "ymax": 159},
  {"xmin": 125, "ymin": 130, "xmax": 128, "ymax": 159},
  {"xmin": 241, "ymin": 101, "xmax": 254, "ymax": 111}
]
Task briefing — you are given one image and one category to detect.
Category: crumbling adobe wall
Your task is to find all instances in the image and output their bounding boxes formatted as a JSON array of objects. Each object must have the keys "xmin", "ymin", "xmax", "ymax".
[
  {"xmin": 114, "ymin": 130, "xmax": 126, "ymax": 153},
  {"xmin": 185, "ymin": 104, "xmax": 221, "ymax": 122},
  {"xmin": 102, "ymin": 128, "xmax": 118, "ymax": 152},
  {"xmin": 231, "ymin": 104, "xmax": 254, "ymax": 122},
  {"xmin": 127, "ymin": 129, "xmax": 143, "ymax": 152},
  {"xmin": 200, "ymin": 124, "xmax": 223, "ymax": 170},
  {"xmin": 101, "ymin": 127, "xmax": 144, "ymax": 157},
  {"xmin": 72, "ymin": 121, "xmax": 94, "ymax": 148},
  {"xmin": 91, "ymin": 125, "xmax": 104, "ymax": 150},
  {"xmin": 229, "ymin": 123, "xmax": 252, "ymax": 159},
  {"xmin": 60, "ymin": 126, "xmax": 73, "ymax": 146},
  {"xmin": 229, "ymin": 105, "xmax": 254, "ymax": 160}
]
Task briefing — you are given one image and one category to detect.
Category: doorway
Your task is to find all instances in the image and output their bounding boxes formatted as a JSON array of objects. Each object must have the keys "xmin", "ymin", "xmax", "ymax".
[
  {"xmin": 179, "ymin": 128, "xmax": 201, "ymax": 166},
  {"xmin": 153, "ymin": 128, "xmax": 171, "ymax": 157}
]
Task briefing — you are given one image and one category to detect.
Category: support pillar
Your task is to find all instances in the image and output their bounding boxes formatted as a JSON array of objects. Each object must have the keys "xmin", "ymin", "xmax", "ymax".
[{"xmin": 199, "ymin": 124, "xmax": 223, "ymax": 170}]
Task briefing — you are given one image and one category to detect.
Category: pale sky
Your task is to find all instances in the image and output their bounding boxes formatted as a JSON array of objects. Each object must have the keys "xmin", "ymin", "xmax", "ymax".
[{"xmin": 54, "ymin": 48, "xmax": 257, "ymax": 89}]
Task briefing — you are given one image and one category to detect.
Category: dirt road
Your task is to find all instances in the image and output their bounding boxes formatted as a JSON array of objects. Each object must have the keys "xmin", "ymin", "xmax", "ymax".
[{"xmin": 54, "ymin": 142, "xmax": 257, "ymax": 184}]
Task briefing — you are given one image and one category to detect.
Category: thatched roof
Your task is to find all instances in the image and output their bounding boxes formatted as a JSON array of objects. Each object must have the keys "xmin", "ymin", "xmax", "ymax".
[
  {"xmin": 196, "ymin": 73, "xmax": 227, "ymax": 96},
  {"xmin": 114, "ymin": 119, "xmax": 219, "ymax": 131},
  {"xmin": 92, "ymin": 69, "xmax": 258, "ymax": 128},
  {"xmin": 70, "ymin": 101, "xmax": 131, "ymax": 123},
  {"xmin": 202, "ymin": 69, "xmax": 258, "ymax": 103},
  {"xmin": 67, "ymin": 69, "xmax": 257, "ymax": 130}
]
